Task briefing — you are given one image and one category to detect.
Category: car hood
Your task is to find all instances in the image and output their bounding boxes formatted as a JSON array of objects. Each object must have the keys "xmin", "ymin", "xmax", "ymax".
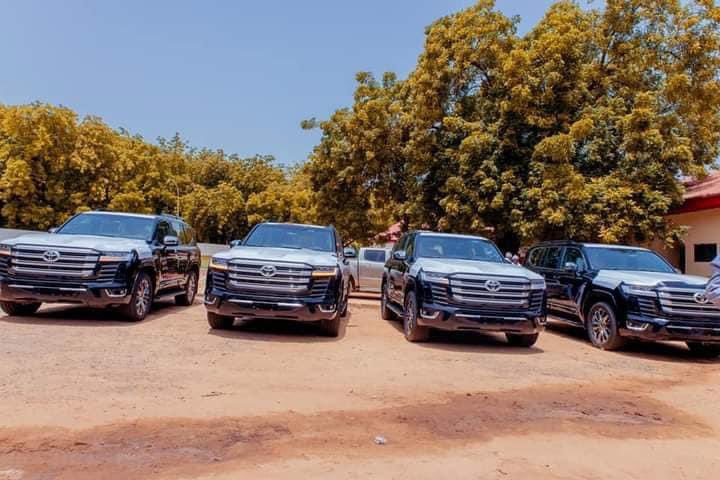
[
  {"xmin": 214, "ymin": 246, "xmax": 338, "ymax": 267},
  {"xmin": 411, "ymin": 258, "xmax": 543, "ymax": 280},
  {"xmin": 2, "ymin": 234, "xmax": 151, "ymax": 253},
  {"xmin": 595, "ymin": 269, "xmax": 708, "ymax": 288}
]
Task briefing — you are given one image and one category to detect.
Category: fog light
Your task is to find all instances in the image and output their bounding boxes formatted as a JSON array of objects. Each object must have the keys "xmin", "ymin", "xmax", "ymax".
[
  {"xmin": 319, "ymin": 304, "xmax": 337, "ymax": 313},
  {"xmin": 626, "ymin": 319, "xmax": 650, "ymax": 332},
  {"xmin": 105, "ymin": 288, "xmax": 127, "ymax": 298},
  {"xmin": 420, "ymin": 308, "xmax": 440, "ymax": 320}
]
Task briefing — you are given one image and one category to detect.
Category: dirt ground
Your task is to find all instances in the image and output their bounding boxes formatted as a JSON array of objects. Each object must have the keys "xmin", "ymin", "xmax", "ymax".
[{"xmin": 1, "ymin": 291, "xmax": 719, "ymax": 480}]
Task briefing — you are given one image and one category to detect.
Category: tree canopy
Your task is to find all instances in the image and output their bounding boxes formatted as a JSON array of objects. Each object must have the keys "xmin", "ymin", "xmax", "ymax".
[
  {"xmin": 305, "ymin": 0, "xmax": 720, "ymax": 249},
  {"xmin": 0, "ymin": 103, "xmax": 314, "ymax": 243}
]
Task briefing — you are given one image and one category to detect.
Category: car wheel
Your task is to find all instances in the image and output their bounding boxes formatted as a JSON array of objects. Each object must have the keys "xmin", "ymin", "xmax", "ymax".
[
  {"xmin": 380, "ymin": 281, "xmax": 397, "ymax": 321},
  {"xmin": 586, "ymin": 301, "xmax": 626, "ymax": 350},
  {"xmin": 686, "ymin": 342, "xmax": 720, "ymax": 358},
  {"xmin": 319, "ymin": 316, "xmax": 341, "ymax": 337},
  {"xmin": 175, "ymin": 270, "xmax": 198, "ymax": 306},
  {"xmin": 0, "ymin": 301, "xmax": 41, "ymax": 316},
  {"xmin": 121, "ymin": 272, "xmax": 153, "ymax": 322},
  {"xmin": 506, "ymin": 332, "xmax": 539, "ymax": 347},
  {"xmin": 403, "ymin": 290, "xmax": 430, "ymax": 342},
  {"xmin": 207, "ymin": 311, "xmax": 235, "ymax": 330}
]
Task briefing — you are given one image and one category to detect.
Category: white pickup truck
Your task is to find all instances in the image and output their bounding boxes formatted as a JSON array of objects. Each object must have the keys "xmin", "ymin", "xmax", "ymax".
[{"xmin": 343, "ymin": 246, "xmax": 391, "ymax": 293}]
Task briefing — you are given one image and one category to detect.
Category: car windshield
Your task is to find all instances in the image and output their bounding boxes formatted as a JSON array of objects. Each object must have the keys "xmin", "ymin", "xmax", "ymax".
[
  {"xmin": 415, "ymin": 235, "xmax": 504, "ymax": 262},
  {"xmin": 244, "ymin": 224, "xmax": 335, "ymax": 252},
  {"xmin": 584, "ymin": 247, "xmax": 674, "ymax": 273},
  {"xmin": 57, "ymin": 213, "xmax": 155, "ymax": 241}
]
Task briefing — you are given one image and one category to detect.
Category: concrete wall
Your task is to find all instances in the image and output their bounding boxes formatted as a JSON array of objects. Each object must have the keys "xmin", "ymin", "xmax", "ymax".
[
  {"xmin": 0, "ymin": 228, "xmax": 228, "ymax": 257},
  {"xmin": 667, "ymin": 207, "xmax": 720, "ymax": 276}
]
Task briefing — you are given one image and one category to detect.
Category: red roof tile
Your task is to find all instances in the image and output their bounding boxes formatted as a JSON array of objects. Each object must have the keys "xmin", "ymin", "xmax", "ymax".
[{"xmin": 684, "ymin": 172, "xmax": 720, "ymax": 200}]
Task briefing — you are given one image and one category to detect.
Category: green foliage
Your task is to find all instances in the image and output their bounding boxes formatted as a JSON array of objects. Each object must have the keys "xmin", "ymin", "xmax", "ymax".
[
  {"xmin": 306, "ymin": 0, "xmax": 720, "ymax": 248},
  {"xmin": 0, "ymin": 103, "xmax": 315, "ymax": 242}
]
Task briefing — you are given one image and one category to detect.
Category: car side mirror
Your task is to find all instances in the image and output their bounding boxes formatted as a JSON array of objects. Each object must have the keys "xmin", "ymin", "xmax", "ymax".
[
  {"xmin": 393, "ymin": 250, "xmax": 407, "ymax": 261},
  {"xmin": 229, "ymin": 239, "xmax": 241, "ymax": 248},
  {"xmin": 48, "ymin": 227, "xmax": 58, "ymax": 234},
  {"xmin": 564, "ymin": 261, "xmax": 578, "ymax": 273},
  {"xmin": 163, "ymin": 235, "xmax": 179, "ymax": 247},
  {"xmin": 343, "ymin": 247, "xmax": 357, "ymax": 258}
]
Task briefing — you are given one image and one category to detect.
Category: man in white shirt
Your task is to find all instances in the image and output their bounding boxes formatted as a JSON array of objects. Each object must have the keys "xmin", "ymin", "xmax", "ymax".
[{"xmin": 706, "ymin": 256, "xmax": 720, "ymax": 305}]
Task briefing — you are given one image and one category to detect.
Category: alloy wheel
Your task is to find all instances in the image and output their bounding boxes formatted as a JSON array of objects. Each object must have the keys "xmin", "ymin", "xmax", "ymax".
[
  {"xmin": 590, "ymin": 306, "xmax": 611, "ymax": 345},
  {"xmin": 135, "ymin": 277, "xmax": 151, "ymax": 317}
]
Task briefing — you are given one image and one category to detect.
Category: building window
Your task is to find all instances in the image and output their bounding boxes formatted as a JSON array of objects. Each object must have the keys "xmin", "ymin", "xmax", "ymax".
[{"xmin": 694, "ymin": 244, "xmax": 717, "ymax": 263}]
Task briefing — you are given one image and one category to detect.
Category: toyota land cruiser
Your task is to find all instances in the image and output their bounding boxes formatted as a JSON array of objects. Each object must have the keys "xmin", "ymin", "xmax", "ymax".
[
  {"xmin": 381, "ymin": 231, "xmax": 547, "ymax": 346},
  {"xmin": 0, "ymin": 211, "xmax": 201, "ymax": 321},
  {"xmin": 204, "ymin": 222, "xmax": 350, "ymax": 337},
  {"xmin": 525, "ymin": 241, "xmax": 720, "ymax": 357}
]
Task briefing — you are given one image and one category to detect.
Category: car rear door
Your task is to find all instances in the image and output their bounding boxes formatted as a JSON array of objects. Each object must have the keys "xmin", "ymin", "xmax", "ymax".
[{"xmin": 359, "ymin": 248, "xmax": 388, "ymax": 292}]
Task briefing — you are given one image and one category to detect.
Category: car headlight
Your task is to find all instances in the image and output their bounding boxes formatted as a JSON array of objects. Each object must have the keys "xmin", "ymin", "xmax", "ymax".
[
  {"xmin": 312, "ymin": 266, "xmax": 339, "ymax": 278},
  {"xmin": 620, "ymin": 283, "xmax": 657, "ymax": 298},
  {"xmin": 530, "ymin": 279, "xmax": 546, "ymax": 290},
  {"xmin": 420, "ymin": 271, "xmax": 449, "ymax": 285},
  {"xmin": 210, "ymin": 257, "xmax": 229, "ymax": 271},
  {"xmin": 0, "ymin": 244, "xmax": 11, "ymax": 256},
  {"xmin": 99, "ymin": 251, "xmax": 133, "ymax": 262}
]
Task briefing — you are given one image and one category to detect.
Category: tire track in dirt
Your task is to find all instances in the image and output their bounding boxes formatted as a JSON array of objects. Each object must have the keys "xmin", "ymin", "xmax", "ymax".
[{"xmin": 0, "ymin": 379, "xmax": 712, "ymax": 480}]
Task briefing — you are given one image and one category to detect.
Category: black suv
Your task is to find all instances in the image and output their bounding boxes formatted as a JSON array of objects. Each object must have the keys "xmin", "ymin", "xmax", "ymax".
[
  {"xmin": 381, "ymin": 231, "xmax": 547, "ymax": 346},
  {"xmin": 525, "ymin": 241, "xmax": 720, "ymax": 357},
  {"xmin": 204, "ymin": 222, "xmax": 350, "ymax": 337},
  {"xmin": 0, "ymin": 211, "xmax": 201, "ymax": 321}
]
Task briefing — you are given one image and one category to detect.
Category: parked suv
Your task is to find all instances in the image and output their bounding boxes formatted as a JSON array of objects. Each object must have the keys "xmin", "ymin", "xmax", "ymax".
[
  {"xmin": 525, "ymin": 241, "xmax": 720, "ymax": 357},
  {"xmin": 0, "ymin": 211, "xmax": 201, "ymax": 321},
  {"xmin": 381, "ymin": 231, "xmax": 547, "ymax": 346},
  {"xmin": 204, "ymin": 222, "xmax": 350, "ymax": 337}
]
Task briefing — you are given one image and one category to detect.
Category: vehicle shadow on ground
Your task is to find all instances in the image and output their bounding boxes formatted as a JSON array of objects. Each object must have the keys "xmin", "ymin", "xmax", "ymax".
[
  {"xmin": 546, "ymin": 319, "xmax": 720, "ymax": 364},
  {"xmin": 207, "ymin": 312, "xmax": 351, "ymax": 343},
  {"xmin": 0, "ymin": 299, "xmax": 191, "ymax": 327},
  {"xmin": 384, "ymin": 318, "xmax": 543, "ymax": 355}
]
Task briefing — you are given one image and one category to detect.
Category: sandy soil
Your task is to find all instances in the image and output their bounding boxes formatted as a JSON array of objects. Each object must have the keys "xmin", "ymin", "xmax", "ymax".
[{"xmin": 0, "ymin": 292, "xmax": 718, "ymax": 479}]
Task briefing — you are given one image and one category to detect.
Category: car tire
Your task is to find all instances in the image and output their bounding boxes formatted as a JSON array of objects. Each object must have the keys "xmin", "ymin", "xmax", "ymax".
[
  {"xmin": 506, "ymin": 332, "xmax": 539, "ymax": 348},
  {"xmin": 403, "ymin": 290, "xmax": 430, "ymax": 342},
  {"xmin": 338, "ymin": 281, "xmax": 350, "ymax": 318},
  {"xmin": 120, "ymin": 271, "xmax": 154, "ymax": 322},
  {"xmin": 175, "ymin": 270, "xmax": 198, "ymax": 306},
  {"xmin": 207, "ymin": 311, "xmax": 234, "ymax": 330},
  {"xmin": 586, "ymin": 301, "xmax": 626, "ymax": 350},
  {"xmin": 686, "ymin": 342, "xmax": 720, "ymax": 358},
  {"xmin": 319, "ymin": 316, "xmax": 341, "ymax": 337},
  {"xmin": 0, "ymin": 301, "xmax": 41, "ymax": 316},
  {"xmin": 380, "ymin": 281, "xmax": 397, "ymax": 321}
]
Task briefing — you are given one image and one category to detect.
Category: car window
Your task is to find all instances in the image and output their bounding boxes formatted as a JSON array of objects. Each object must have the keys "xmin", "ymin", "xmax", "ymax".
[
  {"xmin": 405, "ymin": 234, "xmax": 416, "ymax": 258},
  {"xmin": 414, "ymin": 235, "xmax": 504, "ymax": 262},
  {"xmin": 155, "ymin": 221, "xmax": 175, "ymax": 242},
  {"xmin": 393, "ymin": 234, "xmax": 409, "ymax": 254},
  {"xmin": 527, "ymin": 248, "xmax": 545, "ymax": 267},
  {"xmin": 564, "ymin": 247, "xmax": 586, "ymax": 271},
  {"xmin": 542, "ymin": 247, "xmax": 563, "ymax": 269},
  {"xmin": 363, "ymin": 249, "xmax": 386, "ymax": 263}
]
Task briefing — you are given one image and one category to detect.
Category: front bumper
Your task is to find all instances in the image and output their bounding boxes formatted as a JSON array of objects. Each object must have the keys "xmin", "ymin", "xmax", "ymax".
[
  {"xmin": 621, "ymin": 313, "xmax": 720, "ymax": 343},
  {"xmin": 416, "ymin": 301, "xmax": 546, "ymax": 334},
  {"xmin": 0, "ymin": 278, "xmax": 132, "ymax": 307},
  {"xmin": 205, "ymin": 288, "xmax": 339, "ymax": 322}
]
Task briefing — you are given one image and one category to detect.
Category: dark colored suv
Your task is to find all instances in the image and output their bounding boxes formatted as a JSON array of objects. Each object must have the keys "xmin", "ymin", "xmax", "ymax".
[
  {"xmin": 525, "ymin": 241, "xmax": 720, "ymax": 357},
  {"xmin": 0, "ymin": 211, "xmax": 201, "ymax": 321},
  {"xmin": 381, "ymin": 231, "xmax": 547, "ymax": 346}
]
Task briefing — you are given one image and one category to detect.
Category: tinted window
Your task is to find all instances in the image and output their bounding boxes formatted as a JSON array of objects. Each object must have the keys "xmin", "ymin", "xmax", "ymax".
[
  {"xmin": 564, "ymin": 247, "xmax": 586, "ymax": 271},
  {"xmin": 415, "ymin": 235, "xmax": 504, "ymax": 262},
  {"xmin": 393, "ymin": 234, "xmax": 409, "ymax": 253},
  {"xmin": 585, "ymin": 247, "xmax": 674, "ymax": 273},
  {"xmin": 363, "ymin": 249, "xmax": 387, "ymax": 263},
  {"xmin": 244, "ymin": 224, "xmax": 335, "ymax": 252},
  {"xmin": 694, "ymin": 244, "xmax": 717, "ymax": 263},
  {"xmin": 58, "ymin": 213, "xmax": 155, "ymax": 241},
  {"xmin": 527, "ymin": 248, "xmax": 545, "ymax": 267},
  {"xmin": 542, "ymin": 247, "xmax": 563, "ymax": 269},
  {"xmin": 155, "ymin": 221, "xmax": 175, "ymax": 242}
]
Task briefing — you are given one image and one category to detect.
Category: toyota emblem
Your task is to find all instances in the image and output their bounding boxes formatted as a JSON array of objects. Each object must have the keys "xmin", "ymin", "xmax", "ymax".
[
  {"xmin": 42, "ymin": 250, "xmax": 61, "ymax": 263},
  {"xmin": 260, "ymin": 265, "xmax": 277, "ymax": 277},
  {"xmin": 484, "ymin": 279, "xmax": 501, "ymax": 292},
  {"xmin": 694, "ymin": 292, "xmax": 710, "ymax": 305}
]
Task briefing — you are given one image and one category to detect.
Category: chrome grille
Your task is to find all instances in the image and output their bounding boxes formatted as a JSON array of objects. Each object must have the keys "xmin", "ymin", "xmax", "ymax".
[
  {"xmin": 657, "ymin": 287, "xmax": 720, "ymax": 320},
  {"xmin": 9, "ymin": 245, "xmax": 100, "ymax": 278},
  {"xmin": 448, "ymin": 274, "xmax": 533, "ymax": 309},
  {"xmin": 636, "ymin": 297, "xmax": 659, "ymax": 317},
  {"xmin": 227, "ymin": 259, "xmax": 312, "ymax": 294},
  {"xmin": 96, "ymin": 262, "xmax": 121, "ymax": 283},
  {"xmin": 0, "ymin": 255, "xmax": 9, "ymax": 276}
]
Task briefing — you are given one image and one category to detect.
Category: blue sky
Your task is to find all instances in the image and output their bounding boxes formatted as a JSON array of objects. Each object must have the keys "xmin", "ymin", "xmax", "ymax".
[{"xmin": 0, "ymin": 0, "xmax": 559, "ymax": 165}]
